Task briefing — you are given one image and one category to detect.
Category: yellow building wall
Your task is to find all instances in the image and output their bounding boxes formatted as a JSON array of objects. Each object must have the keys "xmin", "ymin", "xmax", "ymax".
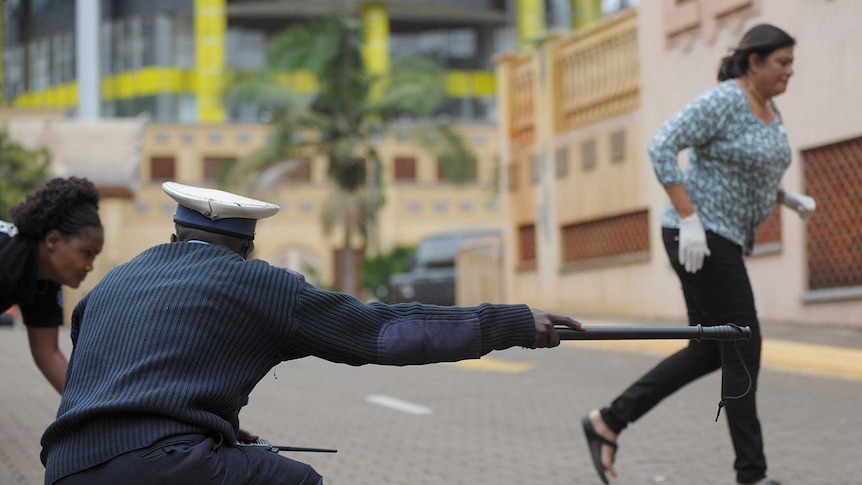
[
  {"xmin": 129, "ymin": 121, "xmax": 500, "ymax": 292},
  {"xmin": 0, "ymin": 106, "xmax": 502, "ymax": 317}
]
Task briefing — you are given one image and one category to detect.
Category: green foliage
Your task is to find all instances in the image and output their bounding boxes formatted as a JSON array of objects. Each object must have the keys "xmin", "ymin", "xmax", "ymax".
[
  {"xmin": 0, "ymin": 127, "xmax": 51, "ymax": 220},
  {"xmin": 223, "ymin": 13, "xmax": 468, "ymax": 195},
  {"xmin": 359, "ymin": 245, "xmax": 416, "ymax": 301},
  {"xmin": 429, "ymin": 123, "xmax": 478, "ymax": 184},
  {"xmin": 223, "ymin": 13, "xmax": 479, "ymax": 293}
]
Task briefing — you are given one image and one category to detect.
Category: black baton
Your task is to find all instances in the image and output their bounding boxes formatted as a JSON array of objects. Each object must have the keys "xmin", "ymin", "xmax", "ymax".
[{"xmin": 555, "ymin": 323, "xmax": 751, "ymax": 342}]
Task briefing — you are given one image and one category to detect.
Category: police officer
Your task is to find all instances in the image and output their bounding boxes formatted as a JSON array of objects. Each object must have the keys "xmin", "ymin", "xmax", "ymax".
[{"xmin": 41, "ymin": 182, "xmax": 584, "ymax": 484}]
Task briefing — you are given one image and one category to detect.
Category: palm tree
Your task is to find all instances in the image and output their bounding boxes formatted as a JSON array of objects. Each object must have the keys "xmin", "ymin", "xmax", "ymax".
[{"xmin": 224, "ymin": 14, "xmax": 476, "ymax": 295}]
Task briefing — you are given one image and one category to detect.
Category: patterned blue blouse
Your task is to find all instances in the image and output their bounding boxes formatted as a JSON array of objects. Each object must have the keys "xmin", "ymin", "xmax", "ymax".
[{"xmin": 649, "ymin": 79, "xmax": 792, "ymax": 255}]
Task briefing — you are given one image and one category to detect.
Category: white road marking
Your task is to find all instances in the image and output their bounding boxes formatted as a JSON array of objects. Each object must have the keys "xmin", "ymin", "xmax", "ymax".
[{"xmin": 365, "ymin": 394, "xmax": 433, "ymax": 415}]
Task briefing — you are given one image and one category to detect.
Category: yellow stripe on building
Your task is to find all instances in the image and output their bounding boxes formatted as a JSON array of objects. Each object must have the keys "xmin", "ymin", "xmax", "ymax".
[
  {"xmin": 12, "ymin": 66, "xmax": 492, "ymax": 110},
  {"xmin": 101, "ymin": 67, "xmax": 190, "ymax": 101},
  {"xmin": 447, "ymin": 70, "xmax": 497, "ymax": 98}
]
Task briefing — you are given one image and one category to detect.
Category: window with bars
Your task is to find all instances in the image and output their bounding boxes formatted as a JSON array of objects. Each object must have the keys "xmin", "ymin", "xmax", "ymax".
[
  {"xmin": 803, "ymin": 136, "xmax": 862, "ymax": 290},
  {"xmin": 561, "ymin": 210, "xmax": 649, "ymax": 266},
  {"xmin": 517, "ymin": 223, "xmax": 537, "ymax": 268},
  {"xmin": 150, "ymin": 156, "xmax": 176, "ymax": 181},
  {"xmin": 394, "ymin": 157, "xmax": 417, "ymax": 182}
]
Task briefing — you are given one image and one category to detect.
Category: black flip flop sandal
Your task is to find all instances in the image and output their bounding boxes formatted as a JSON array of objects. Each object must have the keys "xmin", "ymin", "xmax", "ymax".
[{"xmin": 582, "ymin": 416, "xmax": 618, "ymax": 484}]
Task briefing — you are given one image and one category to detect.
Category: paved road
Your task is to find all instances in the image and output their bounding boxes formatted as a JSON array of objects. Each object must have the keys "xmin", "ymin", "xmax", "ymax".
[{"xmin": 2, "ymin": 321, "xmax": 861, "ymax": 484}]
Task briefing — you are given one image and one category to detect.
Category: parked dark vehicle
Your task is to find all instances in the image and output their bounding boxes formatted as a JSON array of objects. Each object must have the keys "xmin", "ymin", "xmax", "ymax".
[{"xmin": 387, "ymin": 229, "xmax": 500, "ymax": 306}]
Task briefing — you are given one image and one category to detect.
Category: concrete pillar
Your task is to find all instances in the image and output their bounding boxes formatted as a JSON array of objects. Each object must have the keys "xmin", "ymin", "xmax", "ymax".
[{"xmin": 76, "ymin": 0, "xmax": 100, "ymax": 119}]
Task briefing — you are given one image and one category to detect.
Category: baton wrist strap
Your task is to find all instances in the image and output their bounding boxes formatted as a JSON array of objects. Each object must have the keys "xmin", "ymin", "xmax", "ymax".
[{"xmin": 715, "ymin": 324, "xmax": 753, "ymax": 422}]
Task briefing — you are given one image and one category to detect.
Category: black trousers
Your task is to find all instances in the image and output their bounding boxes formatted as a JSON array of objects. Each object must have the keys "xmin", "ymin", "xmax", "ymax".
[
  {"xmin": 52, "ymin": 433, "xmax": 324, "ymax": 485},
  {"xmin": 600, "ymin": 229, "xmax": 766, "ymax": 484}
]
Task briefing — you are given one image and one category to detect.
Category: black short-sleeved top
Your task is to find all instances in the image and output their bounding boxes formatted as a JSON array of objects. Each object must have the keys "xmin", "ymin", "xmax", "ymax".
[{"xmin": 0, "ymin": 221, "xmax": 63, "ymax": 327}]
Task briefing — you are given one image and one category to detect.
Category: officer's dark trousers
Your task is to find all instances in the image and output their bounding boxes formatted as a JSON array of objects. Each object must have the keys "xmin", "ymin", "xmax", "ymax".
[
  {"xmin": 600, "ymin": 229, "xmax": 767, "ymax": 484},
  {"xmin": 52, "ymin": 433, "xmax": 324, "ymax": 485}
]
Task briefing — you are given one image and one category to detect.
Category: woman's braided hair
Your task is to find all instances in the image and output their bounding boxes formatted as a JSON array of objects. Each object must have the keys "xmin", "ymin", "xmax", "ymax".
[{"xmin": 9, "ymin": 177, "xmax": 101, "ymax": 241}]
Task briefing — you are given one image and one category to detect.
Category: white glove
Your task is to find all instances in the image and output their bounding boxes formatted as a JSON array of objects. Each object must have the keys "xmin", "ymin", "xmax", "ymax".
[
  {"xmin": 782, "ymin": 191, "xmax": 816, "ymax": 220},
  {"xmin": 678, "ymin": 213, "xmax": 710, "ymax": 273}
]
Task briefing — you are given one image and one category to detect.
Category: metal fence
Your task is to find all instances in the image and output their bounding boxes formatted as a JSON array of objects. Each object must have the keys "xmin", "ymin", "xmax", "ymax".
[{"xmin": 455, "ymin": 235, "xmax": 505, "ymax": 306}]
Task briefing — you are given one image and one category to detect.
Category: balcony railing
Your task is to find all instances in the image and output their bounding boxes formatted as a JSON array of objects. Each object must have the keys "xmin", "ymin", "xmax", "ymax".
[{"xmin": 555, "ymin": 9, "xmax": 639, "ymax": 131}]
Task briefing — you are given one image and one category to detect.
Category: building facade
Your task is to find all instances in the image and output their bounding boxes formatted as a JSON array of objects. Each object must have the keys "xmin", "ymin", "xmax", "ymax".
[
  {"xmin": 2, "ymin": 0, "xmax": 515, "ymax": 122},
  {"xmin": 1, "ymin": 0, "xmax": 640, "ymax": 318},
  {"xmin": 1, "ymin": 1, "xmax": 623, "ymax": 121},
  {"xmin": 494, "ymin": 0, "xmax": 862, "ymax": 329}
]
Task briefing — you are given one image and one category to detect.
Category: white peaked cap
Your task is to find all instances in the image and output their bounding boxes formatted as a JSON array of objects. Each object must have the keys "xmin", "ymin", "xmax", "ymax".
[{"xmin": 162, "ymin": 181, "xmax": 279, "ymax": 239}]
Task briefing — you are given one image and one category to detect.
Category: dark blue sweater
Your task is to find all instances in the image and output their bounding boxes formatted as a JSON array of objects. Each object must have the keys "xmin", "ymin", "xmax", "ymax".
[{"xmin": 41, "ymin": 242, "xmax": 534, "ymax": 483}]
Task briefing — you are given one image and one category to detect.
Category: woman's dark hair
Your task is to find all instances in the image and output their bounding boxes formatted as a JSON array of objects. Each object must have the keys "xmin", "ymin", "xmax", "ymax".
[
  {"xmin": 718, "ymin": 24, "xmax": 795, "ymax": 81},
  {"xmin": 9, "ymin": 177, "xmax": 101, "ymax": 241}
]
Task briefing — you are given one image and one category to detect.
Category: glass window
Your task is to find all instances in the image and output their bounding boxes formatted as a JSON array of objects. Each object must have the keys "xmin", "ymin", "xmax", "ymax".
[
  {"xmin": 3, "ymin": 46, "xmax": 24, "ymax": 99},
  {"xmin": 448, "ymin": 29, "xmax": 476, "ymax": 60},
  {"xmin": 518, "ymin": 224, "xmax": 537, "ymax": 265},
  {"xmin": 154, "ymin": 94, "xmax": 177, "ymax": 122},
  {"xmin": 153, "ymin": 14, "xmax": 174, "ymax": 66},
  {"xmin": 229, "ymin": 102, "xmax": 263, "ymax": 123},
  {"xmin": 100, "ymin": 21, "xmax": 113, "ymax": 76},
  {"xmin": 140, "ymin": 16, "xmax": 156, "ymax": 67},
  {"xmin": 129, "ymin": 16, "xmax": 144, "ymax": 70},
  {"xmin": 50, "ymin": 33, "xmax": 63, "ymax": 85},
  {"xmin": 112, "ymin": 19, "xmax": 127, "ymax": 72},
  {"xmin": 392, "ymin": 28, "xmax": 479, "ymax": 69},
  {"xmin": 101, "ymin": 100, "xmax": 117, "ymax": 117},
  {"xmin": 32, "ymin": 0, "xmax": 53, "ymax": 11},
  {"xmin": 28, "ymin": 38, "xmax": 50, "ymax": 91},
  {"xmin": 226, "ymin": 27, "xmax": 265, "ymax": 70},
  {"xmin": 174, "ymin": 14, "xmax": 194, "ymax": 69},
  {"xmin": 177, "ymin": 94, "xmax": 197, "ymax": 123},
  {"xmin": 62, "ymin": 31, "xmax": 75, "ymax": 83},
  {"xmin": 134, "ymin": 96, "xmax": 157, "ymax": 118}
]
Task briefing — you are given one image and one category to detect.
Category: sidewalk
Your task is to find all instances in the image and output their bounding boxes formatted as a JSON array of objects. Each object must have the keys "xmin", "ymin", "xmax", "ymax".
[{"xmin": 2, "ymin": 317, "xmax": 861, "ymax": 484}]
